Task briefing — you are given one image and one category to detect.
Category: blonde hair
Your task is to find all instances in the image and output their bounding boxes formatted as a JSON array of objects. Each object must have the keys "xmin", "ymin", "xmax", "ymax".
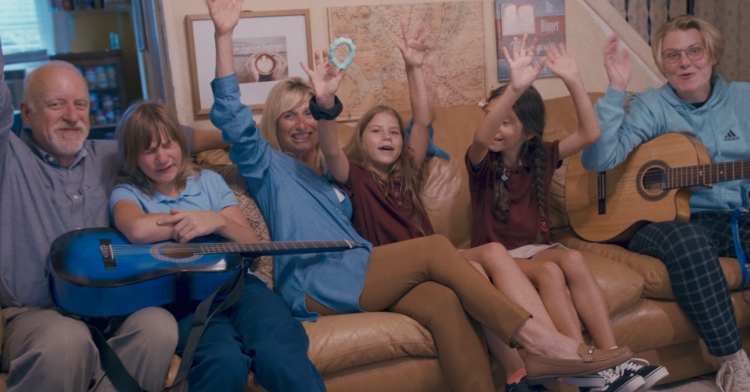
[
  {"xmin": 652, "ymin": 15, "xmax": 724, "ymax": 76},
  {"xmin": 115, "ymin": 101, "xmax": 198, "ymax": 196},
  {"xmin": 343, "ymin": 105, "xmax": 428, "ymax": 232},
  {"xmin": 259, "ymin": 77, "xmax": 325, "ymax": 172}
]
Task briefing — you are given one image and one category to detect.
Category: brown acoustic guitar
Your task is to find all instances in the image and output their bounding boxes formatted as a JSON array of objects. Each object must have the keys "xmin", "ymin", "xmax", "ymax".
[{"xmin": 565, "ymin": 132, "xmax": 750, "ymax": 242}]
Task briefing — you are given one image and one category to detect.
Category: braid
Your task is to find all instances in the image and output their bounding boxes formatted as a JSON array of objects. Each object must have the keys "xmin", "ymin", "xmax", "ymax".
[
  {"xmin": 529, "ymin": 137, "xmax": 548, "ymax": 244},
  {"xmin": 491, "ymin": 152, "xmax": 511, "ymax": 221},
  {"xmin": 482, "ymin": 83, "xmax": 547, "ymax": 236}
]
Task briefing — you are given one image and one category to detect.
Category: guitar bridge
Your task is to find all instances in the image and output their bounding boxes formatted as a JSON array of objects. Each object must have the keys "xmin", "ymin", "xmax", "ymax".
[
  {"xmin": 99, "ymin": 239, "xmax": 117, "ymax": 269},
  {"xmin": 597, "ymin": 171, "xmax": 606, "ymax": 215}
]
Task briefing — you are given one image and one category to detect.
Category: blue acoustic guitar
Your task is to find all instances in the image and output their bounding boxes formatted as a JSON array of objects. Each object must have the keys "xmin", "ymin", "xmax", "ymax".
[{"xmin": 49, "ymin": 227, "xmax": 360, "ymax": 317}]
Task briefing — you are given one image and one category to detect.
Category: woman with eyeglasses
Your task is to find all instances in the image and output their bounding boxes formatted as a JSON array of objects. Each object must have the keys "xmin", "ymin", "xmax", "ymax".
[{"xmin": 581, "ymin": 15, "xmax": 750, "ymax": 392}]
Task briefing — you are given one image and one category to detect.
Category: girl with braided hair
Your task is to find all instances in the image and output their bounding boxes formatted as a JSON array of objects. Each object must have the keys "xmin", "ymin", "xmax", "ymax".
[{"xmin": 467, "ymin": 35, "xmax": 667, "ymax": 392}]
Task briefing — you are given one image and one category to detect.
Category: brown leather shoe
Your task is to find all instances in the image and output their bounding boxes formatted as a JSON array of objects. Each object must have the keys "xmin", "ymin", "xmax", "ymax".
[{"xmin": 524, "ymin": 344, "xmax": 633, "ymax": 379}]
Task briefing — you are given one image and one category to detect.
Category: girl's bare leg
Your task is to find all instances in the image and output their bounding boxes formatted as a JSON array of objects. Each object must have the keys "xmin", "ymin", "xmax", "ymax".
[
  {"xmin": 358, "ymin": 235, "xmax": 630, "ymax": 374},
  {"xmin": 519, "ymin": 258, "xmax": 584, "ymax": 342},
  {"xmin": 532, "ymin": 248, "xmax": 618, "ymax": 349},
  {"xmin": 463, "ymin": 244, "xmax": 556, "ymax": 329},
  {"xmin": 466, "ymin": 258, "xmax": 525, "ymax": 380}
]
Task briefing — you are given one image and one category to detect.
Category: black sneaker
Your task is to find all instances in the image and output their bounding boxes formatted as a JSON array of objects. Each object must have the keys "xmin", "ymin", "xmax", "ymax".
[
  {"xmin": 619, "ymin": 358, "xmax": 669, "ymax": 390},
  {"xmin": 506, "ymin": 376, "xmax": 553, "ymax": 392},
  {"xmin": 580, "ymin": 368, "xmax": 644, "ymax": 392},
  {"xmin": 506, "ymin": 376, "xmax": 532, "ymax": 392}
]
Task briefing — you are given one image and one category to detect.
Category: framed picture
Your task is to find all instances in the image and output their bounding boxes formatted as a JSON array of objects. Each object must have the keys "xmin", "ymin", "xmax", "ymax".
[
  {"xmin": 186, "ymin": 9, "xmax": 312, "ymax": 116},
  {"xmin": 494, "ymin": 0, "xmax": 565, "ymax": 81}
]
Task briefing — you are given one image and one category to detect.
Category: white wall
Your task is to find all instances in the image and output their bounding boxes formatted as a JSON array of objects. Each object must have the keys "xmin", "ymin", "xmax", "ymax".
[{"xmin": 161, "ymin": 0, "xmax": 666, "ymax": 129}]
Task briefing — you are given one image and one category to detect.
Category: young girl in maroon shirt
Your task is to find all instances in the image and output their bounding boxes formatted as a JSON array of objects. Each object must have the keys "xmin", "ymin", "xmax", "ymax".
[
  {"xmin": 304, "ymin": 23, "xmax": 643, "ymax": 391},
  {"xmin": 466, "ymin": 35, "xmax": 667, "ymax": 392}
]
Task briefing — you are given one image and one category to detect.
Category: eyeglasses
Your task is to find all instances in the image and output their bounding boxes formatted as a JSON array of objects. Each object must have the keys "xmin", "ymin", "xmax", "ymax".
[{"xmin": 662, "ymin": 45, "xmax": 706, "ymax": 64}]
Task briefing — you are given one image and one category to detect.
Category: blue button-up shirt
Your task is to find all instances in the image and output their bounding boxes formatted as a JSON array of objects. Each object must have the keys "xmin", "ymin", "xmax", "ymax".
[{"xmin": 209, "ymin": 74, "xmax": 373, "ymax": 321}]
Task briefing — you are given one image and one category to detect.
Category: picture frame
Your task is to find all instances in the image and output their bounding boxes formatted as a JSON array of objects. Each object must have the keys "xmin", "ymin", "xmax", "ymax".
[
  {"xmin": 186, "ymin": 9, "xmax": 312, "ymax": 116},
  {"xmin": 494, "ymin": 0, "xmax": 565, "ymax": 81}
]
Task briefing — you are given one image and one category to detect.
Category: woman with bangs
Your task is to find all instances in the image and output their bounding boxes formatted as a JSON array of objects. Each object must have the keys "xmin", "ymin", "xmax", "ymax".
[{"xmin": 109, "ymin": 100, "xmax": 325, "ymax": 392}]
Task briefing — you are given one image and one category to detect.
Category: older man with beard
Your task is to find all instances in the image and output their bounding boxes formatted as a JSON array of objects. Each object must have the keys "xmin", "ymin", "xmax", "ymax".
[{"xmin": 0, "ymin": 46, "xmax": 183, "ymax": 390}]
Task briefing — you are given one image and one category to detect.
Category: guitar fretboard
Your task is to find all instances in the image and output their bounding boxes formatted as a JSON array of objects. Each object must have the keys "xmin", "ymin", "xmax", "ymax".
[
  {"xmin": 162, "ymin": 240, "xmax": 358, "ymax": 257},
  {"xmin": 664, "ymin": 159, "xmax": 750, "ymax": 189}
]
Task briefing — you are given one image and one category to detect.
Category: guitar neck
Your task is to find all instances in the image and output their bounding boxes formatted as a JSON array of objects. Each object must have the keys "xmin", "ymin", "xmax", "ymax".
[
  {"xmin": 165, "ymin": 240, "xmax": 359, "ymax": 257},
  {"xmin": 665, "ymin": 159, "xmax": 750, "ymax": 189}
]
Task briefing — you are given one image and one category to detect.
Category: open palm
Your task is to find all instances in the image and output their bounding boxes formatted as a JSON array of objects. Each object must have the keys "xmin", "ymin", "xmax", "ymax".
[
  {"xmin": 603, "ymin": 35, "xmax": 631, "ymax": 91},
  {"xmin": 206, "ymin": 0, "xmax": 242, "ymax": 36},
  {"xmin": 396, "ymin": 21, "xmax": 433, "ymax": 68},
  {"xmin": 301, "ymin": 50, "xmax": 346, "ymax": 100},
  {"xmin": 503, "ymin": 35, "xmax": 544, "ymax": 92},
  {"xmin": 544, "ymin": 42, "xmax": 578, "ymax": 81}
]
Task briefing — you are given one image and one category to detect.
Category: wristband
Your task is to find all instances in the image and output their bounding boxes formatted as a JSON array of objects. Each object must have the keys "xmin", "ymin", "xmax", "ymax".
[
  {"xmin": 328, "ymin": 37, "xmax": 356, "ymax": 70},
  {"xmin": 309, "ymin": 96, "xmax": 343, "ymax": 121}
]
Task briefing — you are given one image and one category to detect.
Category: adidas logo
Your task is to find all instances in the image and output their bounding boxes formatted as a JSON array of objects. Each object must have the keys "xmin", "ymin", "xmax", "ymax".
[{"xmin": 724, "ymin": 130, "xmax": 740, "ymax": 141}]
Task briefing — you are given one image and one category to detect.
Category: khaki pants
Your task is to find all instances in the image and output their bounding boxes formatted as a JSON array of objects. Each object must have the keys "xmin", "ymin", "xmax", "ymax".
[
  {"xmin": 2, "ymin": 306, "xmax": 177, "ymax": 392},
  {"xmin": 307, "ymin": 235, "xmax": 531, "ymax": 392}
]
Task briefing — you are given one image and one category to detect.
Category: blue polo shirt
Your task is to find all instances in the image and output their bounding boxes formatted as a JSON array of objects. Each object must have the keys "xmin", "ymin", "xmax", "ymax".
[{"xmin": 109, "ymin": 169, "xmax": 237, "ymax": 215}]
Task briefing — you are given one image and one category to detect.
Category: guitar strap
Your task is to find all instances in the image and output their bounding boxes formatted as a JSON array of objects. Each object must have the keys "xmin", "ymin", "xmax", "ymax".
[
  {"xmin": 731, "ymin": 209, "xmax": 750, "ymax": 298},
  {"xmin": 88, "ymin": 263, "xmax": 248, "ymax": 392}
]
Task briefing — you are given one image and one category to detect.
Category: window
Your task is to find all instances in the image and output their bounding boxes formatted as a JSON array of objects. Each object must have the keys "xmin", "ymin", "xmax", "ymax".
[{"xmin": 0, "ymin": 0, "xmax": 54, "ymax": 63}]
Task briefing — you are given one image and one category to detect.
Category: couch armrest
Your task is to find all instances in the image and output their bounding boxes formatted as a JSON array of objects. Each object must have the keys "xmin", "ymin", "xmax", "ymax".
[{"xmin": 303, "ymin": 312, "xmax": 437, "ymax": 376}]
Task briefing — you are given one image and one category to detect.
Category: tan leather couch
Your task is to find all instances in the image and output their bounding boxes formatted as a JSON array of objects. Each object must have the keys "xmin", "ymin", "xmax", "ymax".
[
  {"xmin": 217, "ymin": 92, "xmax": 749, "ymax": 391},
  {"xmin": 2, "ymin": 93, "xmax": 747, "ymax": 391}
]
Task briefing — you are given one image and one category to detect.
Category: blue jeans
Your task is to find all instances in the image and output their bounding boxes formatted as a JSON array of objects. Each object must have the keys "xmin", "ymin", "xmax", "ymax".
[{"xmin": 176, "ymin": 274, "xmax": 325, "ymax": 392}]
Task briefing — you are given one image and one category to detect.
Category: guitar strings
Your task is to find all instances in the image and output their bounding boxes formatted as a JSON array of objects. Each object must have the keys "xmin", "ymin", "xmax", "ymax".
[
  {"xmin": 622, "ymin": 160, "xmax": 750, "ymax": 190},
  {"xmin": 106, "ymin": 240, "xmax": 354, "ymax": 255}
]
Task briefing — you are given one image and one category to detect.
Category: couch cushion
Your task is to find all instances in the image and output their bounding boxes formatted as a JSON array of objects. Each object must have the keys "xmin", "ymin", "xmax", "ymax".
[
  {"xmin": 303, "ymin": 312, "xmax": 437, "ymax": 375},
  {"xmin": 556, "ymin": 233, "xmax": 747, "ymax": 300},
  {"xmin": 578, "ymin": 250, "xmax": 644, "ymax": 315}
]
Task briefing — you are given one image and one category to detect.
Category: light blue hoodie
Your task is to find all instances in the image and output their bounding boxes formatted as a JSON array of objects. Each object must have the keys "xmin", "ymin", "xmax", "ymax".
[{"xmin": 581, "ymin": 76, "xmax": 750, "ymax": 212}]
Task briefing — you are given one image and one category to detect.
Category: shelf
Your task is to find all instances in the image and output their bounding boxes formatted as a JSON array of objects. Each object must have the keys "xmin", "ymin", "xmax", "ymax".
[
  {"xmin": 57, "ymin": 5, "xmax": 131, "ymax": 15},
  {"xmin": 51, "ymin": 50, "xmax": 122, "ymax": 61},
  {"xmin": 90, "ymin": 124, "xmax": 118, "ymax": 130},
  {"xmin": 89, "ymin": 125, "xmax": 116, "ymax": 140},
  {"xmin": 88, "ymin": 86, "xmax": 120, "ymax": 93},
  {"xmin": 50, "ymin": 51, "xmax": 128, "ymax": 140}
]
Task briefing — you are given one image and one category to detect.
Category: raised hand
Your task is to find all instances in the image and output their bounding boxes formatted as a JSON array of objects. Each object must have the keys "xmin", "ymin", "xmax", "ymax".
[
  {"xmin": 300, "ymin": 50, "xmax": 346, "ymax": 103},
  {"xmin": 503, "ymin": 35, "xmax": 545, "ymax": 92},
  {"xmin": 603, "ymin": 35, "xmax": 631, "ymax": 91},
  {"xmin": 544, "ymin": 42, "xmax": 579, "ymax": 82},
  {"xmin": 157, "ymin": 209, "xmax": 225, "ymax": 244},
  {"xmin": 206, "ymin": 0, "xmax": 242, "ymax": 37},
  {"xmin": 396, "ymin": 21, "xmax": 433, "ymax": 69}
]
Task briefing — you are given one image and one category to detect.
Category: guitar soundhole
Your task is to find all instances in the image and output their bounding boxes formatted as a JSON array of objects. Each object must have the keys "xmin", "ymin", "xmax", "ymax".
[
  {"xmin": 150, "ymin": 243, "xmax": 202, "ymax": 263},
  {"xmin": 637, "ymin": 162, "xmax": 668, "ymax": 202}
]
